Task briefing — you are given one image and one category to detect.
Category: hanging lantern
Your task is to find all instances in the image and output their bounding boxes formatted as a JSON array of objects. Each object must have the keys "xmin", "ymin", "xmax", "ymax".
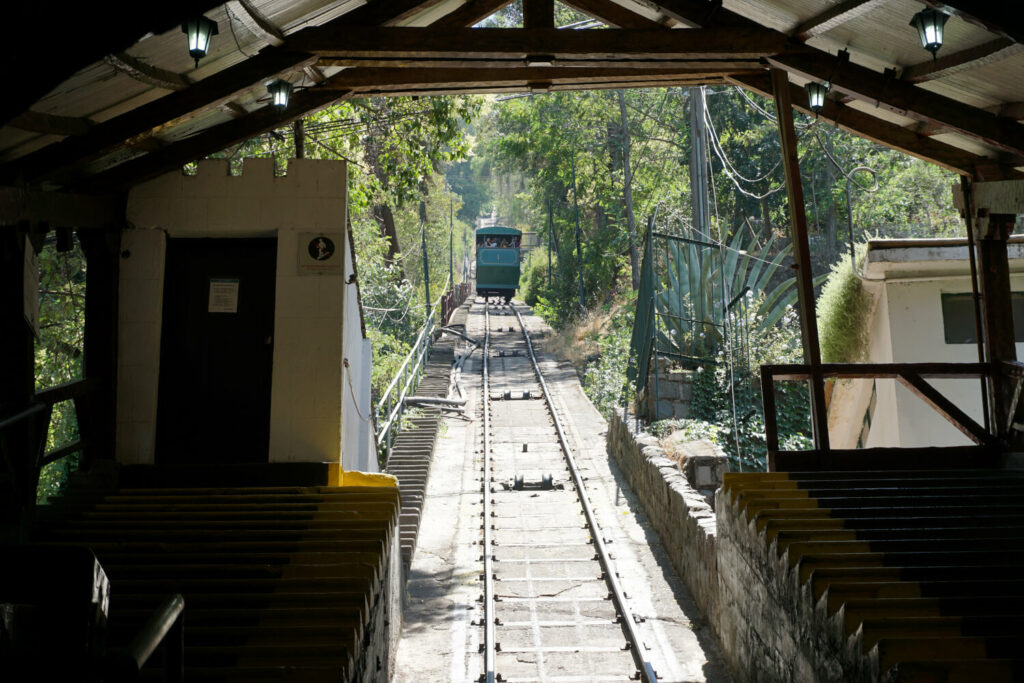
[
  {"xmin": 181, "ymin": 16, "xmax": 219, "ymax": 68},
  {"xmin": 804, "ymin": 81, "xmax": 830, "ymax": 112},
  {"xmin": 267, "ymin": 80, "xmax": 294, "ymax": 109},
  {"xmin": 909, "ymin": 9, "xmax": 948, "ymax": 59}
]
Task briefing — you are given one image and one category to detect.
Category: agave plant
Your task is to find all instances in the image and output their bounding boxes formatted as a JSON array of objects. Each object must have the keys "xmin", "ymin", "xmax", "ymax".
[{"xmin": 651, "ymin": 229, "xmax": 803, "ymax": 362}]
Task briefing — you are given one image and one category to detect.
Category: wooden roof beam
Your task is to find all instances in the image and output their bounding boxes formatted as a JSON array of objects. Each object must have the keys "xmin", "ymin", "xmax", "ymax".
[
  {"xmin": 0, "ymin": 187, "xmax": 121, "ymax": 229},
  {"xmin": 430, "ymin": 0, "xmax": 515, "ymax": 29},
  {"xmin": 226, "ymin": 0, "xmax": 286, "ymax": 47},
  {"xmin": 8, "ymin": 111, "xmax": 94, "ymax": 137},
  {"xmin": 790, "ymin": 0, "xmax": 888, "ymax": 40},
  {"xmin": 769, "ymin": 51, "xmax": 1024, "ymax": 157},
  {"xmin": 730, "ymin": 72, "xmax": 1015, "ymax": 178},
  {"xmin": 900, "ymin": 37, "xmax": 1021, "ymax": 83},
  {"xmin": 561, "ymin": 0, "xmax": 665, "ymax": 29},
  {"xmin": 105, "ymin": 52, "xmax": 192, "ymax": 91},
  {"xmin": 75, "ymin": 87, "xmax": 347, "ymax": 193},
  {"xmin": 292, "ymin": 26, "xmax": 789, "ymax": 61},
  {"xmin": 523, "ymin": 0, "xmax": 554, "ymax": 28},
  {"xmin": 0, "ymin": 0, "xmax": 445, "ymax": 185},
  {"xmin": 322, "ymin": 65, "xmax": 751, "ymax": 92}
]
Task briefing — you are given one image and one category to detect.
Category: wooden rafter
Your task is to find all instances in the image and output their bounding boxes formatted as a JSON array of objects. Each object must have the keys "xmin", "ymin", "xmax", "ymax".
[
  {"xmin": 900, "ymin": 37, "xmax": 1021, "ymax": 83},
  {"xmin": 220, "ymin": 101, "xmax": 249, "ymax": 118},
  {"xmin": 768, "ymin": 51, "xmax": 1024, "ymax": 157},
  {"xmin": 523, "ymin": 0, "xmax": 554, "ymax": 28},
  {"xmin": 226, "ymin": 0, "xmax": 286, "ymax": 47},
  {"xmin": 790, "ymin": 0, "xmax": 888, "ymax": 40},
  {"xmin": 322, "ymin": 65, "xmax": 756, "ymax": 91},
  {"xmin": 105, "ymin": 52, "xmax": 192, "ymax": 91},
  {"xmin": 76, "ymin": 87, "xmax": 347, "ymax": 193},
  {"xmin": 729, "ymin": 73, "xmax": 1010, "ymax": 177},
  {"xmin": 293, "ymin": 26, "xmax": 789, "ymax": 61},
  {"xmin": 8, "ymin": 111, "xmax": 94, "ymax": 137},
  {"xmin": 561, "ymin": 0, "xmax": 664, "ymax": 29},
  {"xmin": 0, "ymin": 187, "xmax": 120, "ymax": 228},
  {"xmin": 0, "ymin": 0, "xmax": 443, "ymax": 185},
  {"xmin": 350, "ymin": 76, "xmax": 726, "ymax": 98},
  {"xmin": 431, "ymin": 0, "xmax": 515, "ymax": 29}
]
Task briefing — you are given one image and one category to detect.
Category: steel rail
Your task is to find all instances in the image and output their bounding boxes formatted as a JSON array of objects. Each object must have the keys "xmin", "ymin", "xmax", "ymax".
[
  {"xmin": 511, "ymin": 306, "xmax": 658, "ymax": 683},
  {"xmin": 481, "ymin": 299, "xmax": 497, "ymax": 683}
]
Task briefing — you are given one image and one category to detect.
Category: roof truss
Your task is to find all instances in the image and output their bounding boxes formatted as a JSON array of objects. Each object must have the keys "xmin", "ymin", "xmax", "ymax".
[{"xmin": 3, "ymin": 0, "xmax": 1023, "ymax": 189}]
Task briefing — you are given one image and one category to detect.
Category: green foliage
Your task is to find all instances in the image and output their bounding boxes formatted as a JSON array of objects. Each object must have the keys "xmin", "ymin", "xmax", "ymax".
[
  {"xmin": 818, "ymin": 245, "xmax": 871, "ymax": 363},
  {"xmin": 654, "ymin": 229, "xmax": 799, "ymax": 361},
  {"xmin": 367, "ymin": 327, "xmax": 412, "ymax": 405},
  {"xmin": 34, "ymin": 239, "xmax": 87, "ymax": 501},
  {"xmin": 582, "ymin": 290, "xmax": 637, "ymax": 418},
  {"xmin": 521, "ymin": 258, "xmax": 550, "ymax": 306}
]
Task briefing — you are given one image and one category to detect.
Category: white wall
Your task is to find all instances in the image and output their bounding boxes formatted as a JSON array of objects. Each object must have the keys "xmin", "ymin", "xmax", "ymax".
[
  {"xmin": 115, "ymin": 229, "xmax": 166, "ymax": 464},
  {"xmin": 828, "ymin": 267, "xmax": 1024, "ymax": 449},
  {"xmin": 120, "ymin": 158, "xmax": 373, "ymax": 467}
]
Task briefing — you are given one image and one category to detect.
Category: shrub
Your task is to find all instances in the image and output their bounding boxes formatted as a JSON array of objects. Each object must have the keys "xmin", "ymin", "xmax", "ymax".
[{"xmin": 818, "ymin": 245, "xmax": 871, "ymax": 363}]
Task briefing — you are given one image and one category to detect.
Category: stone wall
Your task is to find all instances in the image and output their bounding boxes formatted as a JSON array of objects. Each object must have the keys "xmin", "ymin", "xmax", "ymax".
[
  {"xmin": 606, "ymin": 408, "xmax": 721, "ymax": 626},
  {"xmin": 637, "ymin": 359, "xmax": 694, "ymax": 420}
]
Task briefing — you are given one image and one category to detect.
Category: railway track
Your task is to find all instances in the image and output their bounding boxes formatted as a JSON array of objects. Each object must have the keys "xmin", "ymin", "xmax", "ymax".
[{"xmin": 477, "ymin": 299, "xmax": 657, "ymax": 683}]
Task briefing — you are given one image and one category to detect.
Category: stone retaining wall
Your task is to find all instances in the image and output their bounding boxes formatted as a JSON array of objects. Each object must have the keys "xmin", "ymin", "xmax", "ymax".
[{"xmin": 607, "ymin": 408, "xmax": 721, "ymax": 626}]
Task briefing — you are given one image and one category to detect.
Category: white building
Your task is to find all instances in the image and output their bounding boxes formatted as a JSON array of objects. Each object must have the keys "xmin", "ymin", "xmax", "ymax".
[{"xmin": 828, "ymin": 236, "xmax": 1024, "ymax": 449}]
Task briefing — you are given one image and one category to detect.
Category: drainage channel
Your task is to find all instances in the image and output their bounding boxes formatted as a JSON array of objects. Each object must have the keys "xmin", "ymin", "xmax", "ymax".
[{"xmin": 479, "ymin": 299, "xmax": 657, "ymax": 683}]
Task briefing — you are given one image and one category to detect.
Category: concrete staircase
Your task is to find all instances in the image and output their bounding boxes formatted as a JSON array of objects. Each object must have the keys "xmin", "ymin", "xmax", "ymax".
[
  {"xmin": 385, "ymin": 303, "xmax": 469, "ymax": 574},
  {"xmin": 720, "ymin": 469, "xmax": 1024, "ymax": 682},
  {"xmin": 32, "ymin": 484, "xmax": 400, "ymax": 682}
]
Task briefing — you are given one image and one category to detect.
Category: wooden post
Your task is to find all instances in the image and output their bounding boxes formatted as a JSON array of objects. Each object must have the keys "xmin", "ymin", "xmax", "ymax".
[
  {"xmin": 0, "ymin": 226, "xmax": 39, "ymax": 537},
  {"xmin": 977, "ymin": 214, "xmax": 1018, "ymax": 434},
  {"xmin": 78, "ymin": 227, "xmax": 120, "ymax": 466},
  {"xmin": 770, "ymin": 68, "xmax": 830, "ymax": 452},
  {"xmin": 523, "ymin": 0, "xmax": 554, "ymax": 29}
]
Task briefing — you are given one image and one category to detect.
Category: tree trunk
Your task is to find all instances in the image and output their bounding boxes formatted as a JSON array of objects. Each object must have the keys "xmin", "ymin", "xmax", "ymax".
[
  {"xmin": 822, "ymin": 134, "xmax": 839, "ymax": 259},
  {"xmin": 373, "ymin": 204, "xmax": 402, "ymax": 267},
  {"xmin": 616, "ymin": 90, "xmax": 640, "ymax": 289}
]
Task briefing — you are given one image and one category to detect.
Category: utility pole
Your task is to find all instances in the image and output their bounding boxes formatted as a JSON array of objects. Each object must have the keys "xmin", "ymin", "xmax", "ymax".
[
  {"xmin": 546, "ymin": 197, "xmax": 553, "ymax": 288},
  {"xmin": 570, "ymin": 149, "xmax": 586, "ymax": 315},
  {"xmin": 449, "ymin": 192, "xmax": 454, "ymax": 288},
  {"xmin": 293, "ymin": 119, "xmax": 305, "ymax": 159},
  {"xmin": 688, "ymin": 87, "xmax": 710, "ymax": 239},
  {"xmin": 420, "ymin": 196, "xmax": 431, "ymax": 311}
]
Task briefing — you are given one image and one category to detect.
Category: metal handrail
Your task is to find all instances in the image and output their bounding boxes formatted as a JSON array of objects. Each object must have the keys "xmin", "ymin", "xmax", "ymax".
[
  {"xmin": 374, "ymin": 276, "xmax": 471, "ymax": 464},
  {"xmin": 106, "ymin": 593, "xmax": 185, "ymax": 682}
]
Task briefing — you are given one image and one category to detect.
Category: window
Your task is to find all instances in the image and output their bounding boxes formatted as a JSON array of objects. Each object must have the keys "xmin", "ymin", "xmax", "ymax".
[{"xmin": 941, "ymin": 292, "xmax": 1024, "ymax": 343}]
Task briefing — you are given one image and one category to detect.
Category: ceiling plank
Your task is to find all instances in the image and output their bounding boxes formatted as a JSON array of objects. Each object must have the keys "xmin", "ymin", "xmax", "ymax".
[
  {"xmin": 105, "ymin": 52, "xmax": 192, "ymax": 91},
  {"xmin": 291, "ymin": 26, "xmax": 789, "ymax": 60},
  {"xmin": 9, "ymin": 111, "xmax": 95, "ymax": 137},
  {"xmin": 0, "ymin": 0, "xmax": 444, "ymax": 185},
  {"xmin": 226, "ymin": 0, "xmax": 286, "ymax": 47},
  {"xmin": 900, "ymin": 37, "xmax": 1021, "ymax": 83},
  {"xmin": 561, "ymin": 0, "xmax": 665, "ymax": 29},
  {"xmin": 640, "ymin": 0, "xmax": 762, "ymax": 28},
  {"xmin": 791, "ymin": 0, "xmax": 888, "ymax": 40},
  {"xmin": 769, "ymin": 51, "xmax": 1024, "ymax": 157},
  {"xmin": 0, "ymin": 0, "xmax": 225, "ymax": 126},
  {"xmin": 730, "ymin": 72, "xmax": 1007, "ymax": 177}
]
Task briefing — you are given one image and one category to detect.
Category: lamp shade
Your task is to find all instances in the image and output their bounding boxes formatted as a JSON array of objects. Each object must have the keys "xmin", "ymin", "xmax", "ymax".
[
  {"xmin": 804, "ymin": 81, "xmax": 829, "ymax": 111},
  {"xmin": 181, "ymin": 17, "xmax": 218, "ymax": 67},
  {"xmin": 268, "ymin": 80, "xmax": 294, "ymax": 108},
  {"xmin": 909, "ymin": 9, "xmax": 948, "ymax": 58}
]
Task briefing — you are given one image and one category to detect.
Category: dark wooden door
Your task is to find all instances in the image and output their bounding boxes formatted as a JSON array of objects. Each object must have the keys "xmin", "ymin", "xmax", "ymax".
[{"xmin": 156, "ymin": 238, "xmax": 276, "ymax": 464}]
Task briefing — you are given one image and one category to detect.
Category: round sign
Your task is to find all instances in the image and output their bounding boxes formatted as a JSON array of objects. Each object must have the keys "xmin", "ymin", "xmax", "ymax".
[{"xmin": 308, "ymin": 236, "xmax": 335, "ymax": 261}]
